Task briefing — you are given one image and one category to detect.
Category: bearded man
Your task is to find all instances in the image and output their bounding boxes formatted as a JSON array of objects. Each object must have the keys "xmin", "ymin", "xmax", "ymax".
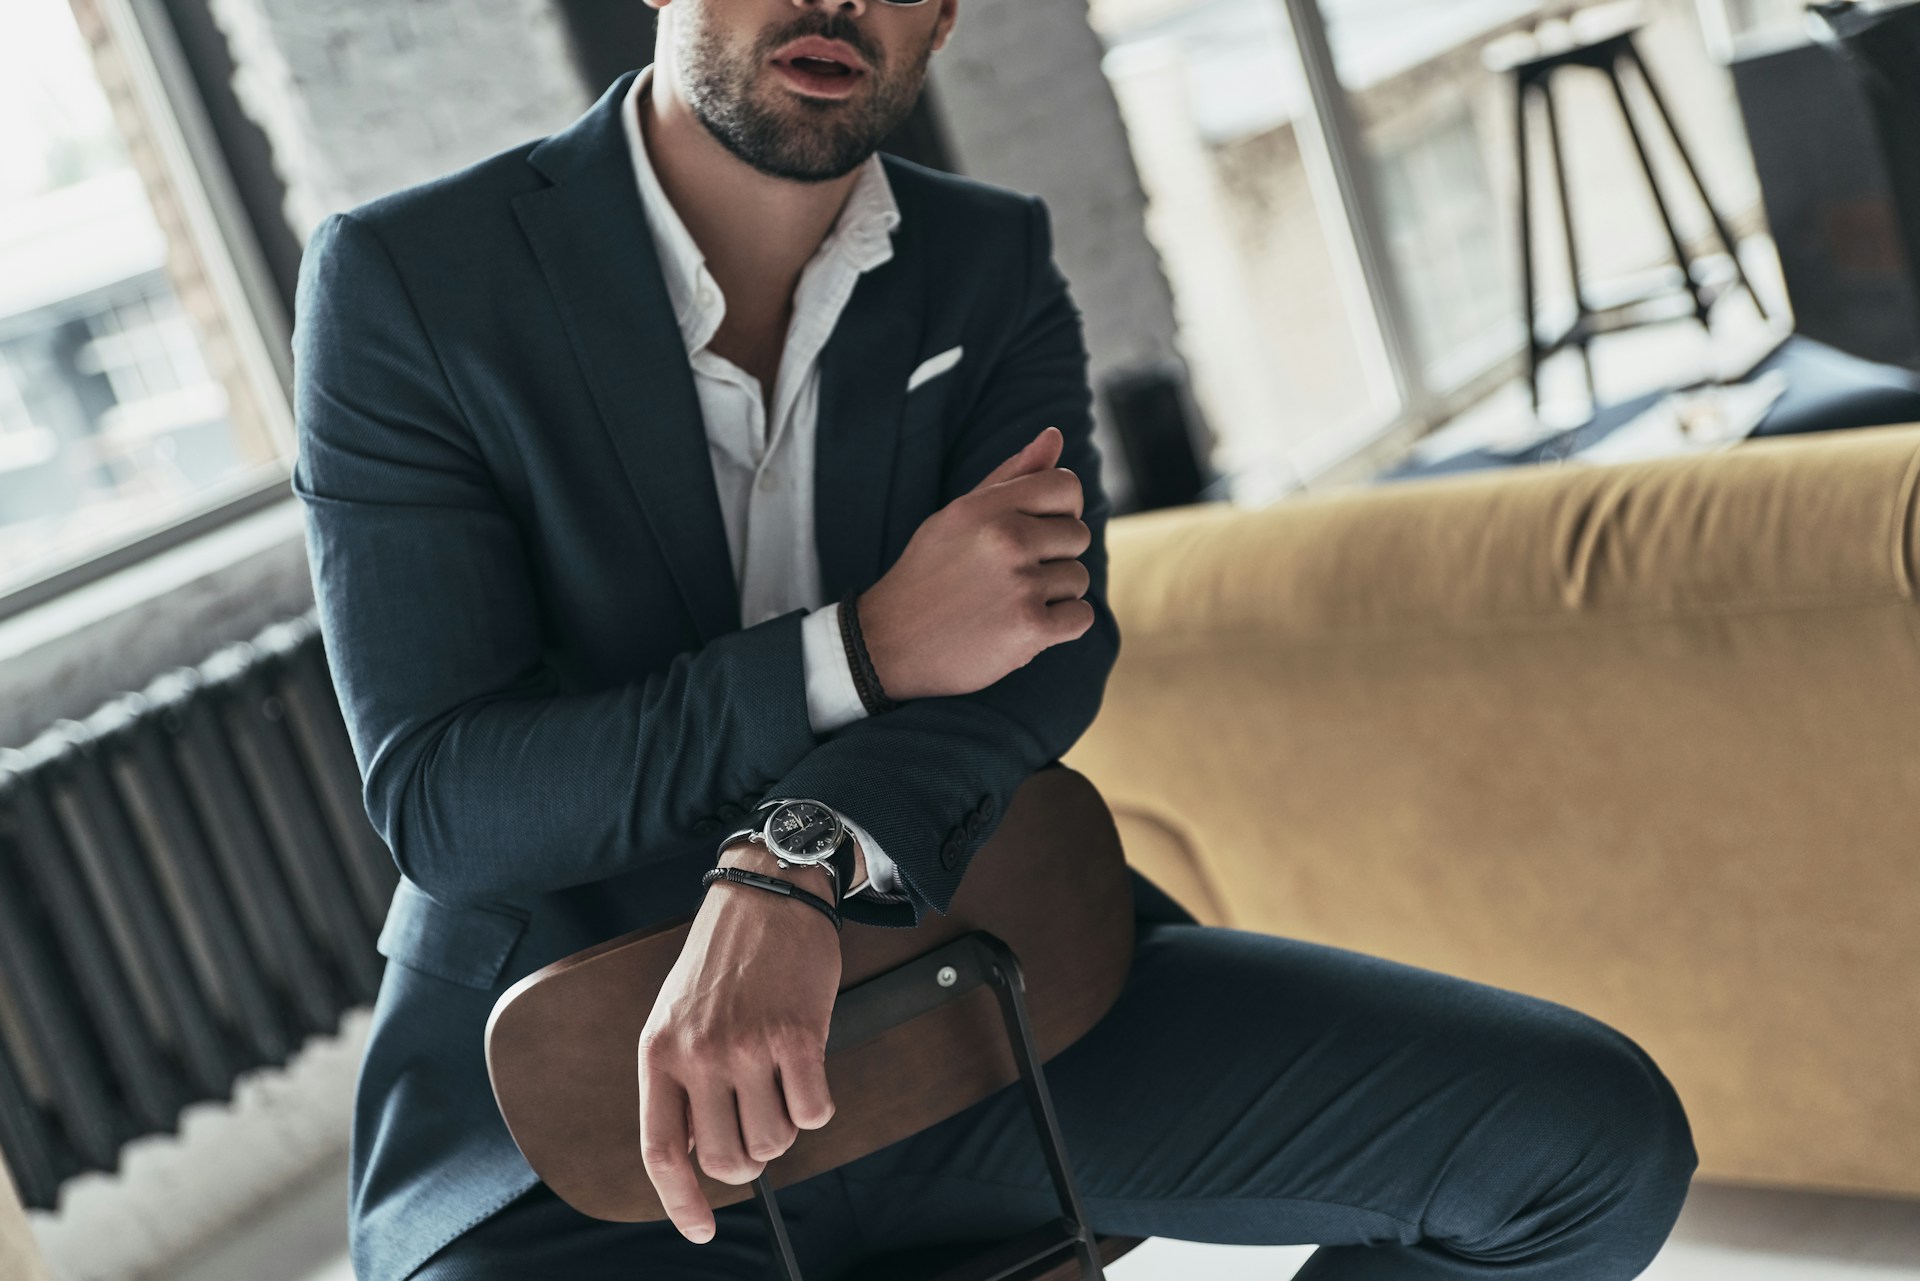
[{"xmin": 290, "ymin": 1, "xmax": 1699, "ymax": 1277}]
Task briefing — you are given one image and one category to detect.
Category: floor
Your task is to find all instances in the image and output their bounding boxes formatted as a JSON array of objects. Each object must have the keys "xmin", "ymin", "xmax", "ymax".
[
  {"xmin": 141, "ymin": 1161, "xmax": 1920, "ymax": 1281},
  {"xmin": 1115, "ymin": 1182, "xmax": 1920, "ymax": 1280}
]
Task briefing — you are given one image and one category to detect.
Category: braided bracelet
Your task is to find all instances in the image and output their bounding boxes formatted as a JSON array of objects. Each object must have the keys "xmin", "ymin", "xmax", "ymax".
[
  {"xmin": 701, "ymin": 866, "xmax": 843, "ymax": 931},
  {"xmin": 838, "ymin": 588, "xmax": 897, "ymax": 715}
]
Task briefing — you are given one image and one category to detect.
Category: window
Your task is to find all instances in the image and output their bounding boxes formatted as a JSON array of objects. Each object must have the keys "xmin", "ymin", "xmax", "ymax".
[
  {"xmin": 0, "ymin": 0, "xmax": 291, "ymax": 612},
  {"xmin": 1375, "ymin": 103, "xmax": 1517, "ymax": 391},
  {"xmin": 1090, "ymin": 0, "xmax": 1786, "ymax": 493},
  {"xmin": 1090, "ymin": 0, "xmax": 1401, "ymax": 501}
]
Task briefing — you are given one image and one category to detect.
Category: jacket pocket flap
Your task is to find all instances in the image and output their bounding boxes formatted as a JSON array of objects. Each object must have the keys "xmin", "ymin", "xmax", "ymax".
[{"xmin": 377, "ymin": 877, "xmax": 529, "ymax": 990}]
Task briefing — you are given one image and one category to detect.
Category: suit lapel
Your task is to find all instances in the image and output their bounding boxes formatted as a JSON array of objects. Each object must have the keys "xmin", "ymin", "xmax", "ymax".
[
  {"xmin": 513, "ymin": 70, "xmax": 740, "ymax": 643},
  {"xmin": 513, "ymin": 71, "xmax": 925, "ymax": 639},
  {"xmin": 816, "ymin": 163, "xmax": 924, "ymax": 603}
]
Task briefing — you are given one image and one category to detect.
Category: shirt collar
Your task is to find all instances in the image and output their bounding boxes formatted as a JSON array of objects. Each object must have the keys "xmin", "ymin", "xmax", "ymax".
[{"xmin": 621, "ymin": 63, "xmax": 902, "ymax": 350}]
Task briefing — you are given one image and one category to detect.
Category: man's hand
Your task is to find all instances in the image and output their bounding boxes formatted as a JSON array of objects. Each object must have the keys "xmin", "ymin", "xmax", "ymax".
[
  {"xmin": 637, "ymin": 840, "xmax": 844, "ymax": 1243},
  {"xmin": 856, "ymin": 425, "xmax": 1094, "ymax": 701}
]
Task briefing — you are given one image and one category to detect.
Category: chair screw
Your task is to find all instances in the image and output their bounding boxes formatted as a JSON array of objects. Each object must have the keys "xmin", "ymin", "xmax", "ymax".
[{"xmin": 936, "ymin": 965, "xmax": 957, "ymax": 988}]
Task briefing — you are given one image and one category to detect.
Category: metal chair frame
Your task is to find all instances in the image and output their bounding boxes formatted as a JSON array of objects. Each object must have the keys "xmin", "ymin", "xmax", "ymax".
[{"xmin": 749, "ymin": 931, "xmax": 1109, "ymax": 1281}]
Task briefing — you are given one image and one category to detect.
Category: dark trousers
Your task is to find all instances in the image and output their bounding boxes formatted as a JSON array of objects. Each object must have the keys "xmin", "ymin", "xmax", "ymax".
[{"xmin": 413, "ymin": 911, "xmax": 1698, "ymax": 1280}]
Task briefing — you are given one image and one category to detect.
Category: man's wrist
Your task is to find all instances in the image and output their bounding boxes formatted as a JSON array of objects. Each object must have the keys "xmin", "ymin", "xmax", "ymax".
[
  {"xmin": 716, "ymin": 838, "xmax": 839, "ymax": 902},
  {"xmin": 841, "ymin": 590, "xmax": 900, "ymax": 713}
]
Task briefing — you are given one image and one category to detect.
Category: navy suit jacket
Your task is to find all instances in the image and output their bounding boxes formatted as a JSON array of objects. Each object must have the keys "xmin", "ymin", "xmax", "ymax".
[{"xmin": 291, "ymin": 68, "xmax": 1122, "ymax": 1280}]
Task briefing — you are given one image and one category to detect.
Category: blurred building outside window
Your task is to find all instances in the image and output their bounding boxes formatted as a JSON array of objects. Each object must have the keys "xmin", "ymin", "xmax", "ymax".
[
  {"xmin": 0, "ymin": 0, "xmax": 291, "ymax": 616},
  {"xmin": 1088, "ymin": 0, "xmax": 1793, "ymax": 501}
]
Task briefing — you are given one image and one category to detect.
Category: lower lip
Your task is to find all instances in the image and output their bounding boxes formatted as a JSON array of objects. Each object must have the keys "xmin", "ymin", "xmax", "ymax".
[{"xmin": 773, "ymin": 59, "xmax": 866, "ymax": 98}]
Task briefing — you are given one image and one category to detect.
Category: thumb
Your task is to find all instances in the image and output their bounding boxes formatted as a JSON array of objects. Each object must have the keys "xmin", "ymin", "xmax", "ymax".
[{"xmin": 971, "ymin": 426, "xmax": 1063, "ymax": 492}]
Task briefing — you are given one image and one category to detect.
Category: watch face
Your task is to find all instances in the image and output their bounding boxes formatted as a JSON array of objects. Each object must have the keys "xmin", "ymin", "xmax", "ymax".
[{"xmin": 763, "ymin": 800, "xmax": 843, "ymax": 863}]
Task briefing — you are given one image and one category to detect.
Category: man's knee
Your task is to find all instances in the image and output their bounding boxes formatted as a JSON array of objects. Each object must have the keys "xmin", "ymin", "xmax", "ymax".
[
  {"xmin": 1574, "ymin": 1017, "xmax": 1699, "ymax": 1263},
  {"xmin": 1429, "ymin": 1002, "xmax": 1697, "ymax": 1276},
  {"xmin": 1504, "ymin": 1009, "xmax": 1698, "ymax": 1272}
]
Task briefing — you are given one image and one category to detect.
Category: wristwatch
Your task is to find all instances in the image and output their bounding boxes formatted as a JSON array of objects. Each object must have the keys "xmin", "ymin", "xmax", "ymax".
[{"xmin": 716, "ymin": 796, "xmax": 859, "ymax": 908}]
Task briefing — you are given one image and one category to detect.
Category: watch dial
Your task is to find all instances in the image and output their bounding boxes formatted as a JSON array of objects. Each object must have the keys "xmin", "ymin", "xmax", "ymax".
[{"xmin": 768, "ymin": 801, "xmax": 840, "ymax": 861}]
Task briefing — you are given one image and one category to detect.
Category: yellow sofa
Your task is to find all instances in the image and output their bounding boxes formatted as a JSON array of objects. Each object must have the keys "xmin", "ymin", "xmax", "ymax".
[{"xmin": 1064, "ymin": 422, "xmax": 1920, "ymax": 1201}]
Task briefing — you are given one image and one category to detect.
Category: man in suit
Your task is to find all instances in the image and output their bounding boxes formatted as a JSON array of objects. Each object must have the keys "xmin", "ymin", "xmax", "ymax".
[{"xmin": 292, "ymin": 0, "xmax": 1699, "ymax": 1277}]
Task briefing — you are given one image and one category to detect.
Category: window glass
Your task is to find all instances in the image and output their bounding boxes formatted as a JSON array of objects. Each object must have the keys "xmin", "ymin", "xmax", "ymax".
[
  {"xmin": 1088, "ymin": 0, "xmax": 1401, "ymax": 499},
  {"xmin": 1316, "ymin": 0, "xmax": 1778, "ymax": 410},
  {"xmin": 0, "ymin": 0, "xmax": 287, "ymax": 599}
]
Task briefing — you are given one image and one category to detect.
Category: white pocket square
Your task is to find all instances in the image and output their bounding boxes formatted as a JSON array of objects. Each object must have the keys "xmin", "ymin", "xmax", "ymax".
[{"xmin": 906, "ymin": 344, "xmax": 964, "ymax": 393}]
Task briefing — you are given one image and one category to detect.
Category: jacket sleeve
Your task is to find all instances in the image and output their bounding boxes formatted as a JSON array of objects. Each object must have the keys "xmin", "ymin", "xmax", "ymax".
[
  {"xmin": 763, "ymin": 194, "xmax": 1122, "ymax": 928},
  {"xmin": 292, "ymin": 209, "xmax": 823, "ymax": 909}
]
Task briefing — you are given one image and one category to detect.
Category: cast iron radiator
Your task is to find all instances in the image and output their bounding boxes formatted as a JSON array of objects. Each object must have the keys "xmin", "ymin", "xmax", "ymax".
[{"xmin": 0, "ymin": 609, "xmax": 394, "ymax": 1209}]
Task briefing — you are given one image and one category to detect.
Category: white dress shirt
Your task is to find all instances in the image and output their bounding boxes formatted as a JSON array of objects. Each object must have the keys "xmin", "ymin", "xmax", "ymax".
[{"xmin": 622, "ymin": 64, "xmax": 903, "ymax": 898}]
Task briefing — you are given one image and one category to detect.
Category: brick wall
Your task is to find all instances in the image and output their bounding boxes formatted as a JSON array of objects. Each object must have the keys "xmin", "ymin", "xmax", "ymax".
[{"xmin": 208, "ymin": 0, "xmax": 591, "ymax": 238}]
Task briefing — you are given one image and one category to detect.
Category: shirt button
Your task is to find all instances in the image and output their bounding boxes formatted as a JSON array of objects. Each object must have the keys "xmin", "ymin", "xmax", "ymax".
[{"xmin": 756, "ymin": 472, "xmax": 778, "ymax": 493}]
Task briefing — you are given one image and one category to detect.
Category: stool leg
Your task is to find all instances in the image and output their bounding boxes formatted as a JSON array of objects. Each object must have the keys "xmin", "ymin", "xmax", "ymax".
[
  {"xmin": 1604, "ymin": 45, "xmax": 1711, "ymax": 328},
  {"xmin": 1516, "ymin": 77, "xmax": 1541, "ymax": 412},
  {"xmin": 1621, "ymin": 41, "xmax": 1771, "ymax": 321},
  {"xmin": 753, "ymin": 1174, "xmax": 805, "ymax": 1281},
  {"xmin": 1541, "ymin": 75, "xmax": 1596, "ymax": 407}
]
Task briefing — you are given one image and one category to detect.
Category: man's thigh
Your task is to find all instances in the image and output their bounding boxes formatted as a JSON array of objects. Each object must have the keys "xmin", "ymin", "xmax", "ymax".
[{"xmin": 834, "ymin": 921, "xmax": 1692, "ymax": 1269}]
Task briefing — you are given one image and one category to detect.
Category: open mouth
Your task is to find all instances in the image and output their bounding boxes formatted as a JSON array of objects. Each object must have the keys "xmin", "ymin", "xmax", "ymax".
[
  {"xmin": 773, "ymin": 52, "xmax": 867, "ymax": 97},
  {"xmin": 786, "ymin": 54, "xmax": 856, "ymax": 77}
]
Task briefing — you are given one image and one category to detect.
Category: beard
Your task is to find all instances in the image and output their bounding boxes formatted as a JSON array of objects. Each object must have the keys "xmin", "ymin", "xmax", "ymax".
[{"xmin": 669, "ymin": 7, "xmax": 933, "ymax": 183}]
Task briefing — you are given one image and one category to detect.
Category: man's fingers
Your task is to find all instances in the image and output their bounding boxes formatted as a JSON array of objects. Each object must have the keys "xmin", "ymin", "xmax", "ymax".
[
  {"xmin": 736, "ymin": 1068, "xmax": 800, "ymax": 1164},
  {"xmin": 777, "ymin": 1048, "xmax": 835, "ymax": 1132},
  {"xmin": 1042, "ymin": 595, "xmax": 1097, "ymax": 644},
  {"xmin": 970, "ymin": 426, "xmax": 1062, "ymax": 492},
  {"xmin": 1032, "ymin": 557, "xmax": 1091, "ymax": 604},
  {"xmin": 1019, "ymin": 511, "xmax": 1092, "ymax": 561},
  {"xmin": 639, "ymin": 1067, "xmax": 713, "ymax": 1243},
  {"xmin": 990, "ymin": 467, "xmax": 1083, "ymax": 519},
  {"xmin": 689, "ymin": 1079, "xmax": 760, "ymax": 1186}
]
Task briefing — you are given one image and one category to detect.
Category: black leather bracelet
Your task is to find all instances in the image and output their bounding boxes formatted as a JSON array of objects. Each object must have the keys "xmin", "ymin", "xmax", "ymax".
[
  {"xmin": 838, "ymin": 588, "xmax": 897, "ymax": 715},
  {"xmin": 701, "ymin": 866, "xmax": 843, "ymax": 931}
]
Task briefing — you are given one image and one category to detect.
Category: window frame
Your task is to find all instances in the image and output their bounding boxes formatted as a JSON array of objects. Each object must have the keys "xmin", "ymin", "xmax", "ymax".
[
  {"xmin": 1266, "ymin": 0, "xmax": 1771, "ymax": 492},
  {"xmin": 1258, "ymin": 0, "xmax": 1506, "ymax": 492},
  {"xmin": 0, "ymin": 0, "xmax": 297, "ymax": 627}
]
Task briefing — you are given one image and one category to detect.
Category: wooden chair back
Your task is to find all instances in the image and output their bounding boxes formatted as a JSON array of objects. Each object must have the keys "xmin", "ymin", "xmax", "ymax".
[{"xmin": 485, "ymin": 764, "xmax": 1137, "ymax": 1223}]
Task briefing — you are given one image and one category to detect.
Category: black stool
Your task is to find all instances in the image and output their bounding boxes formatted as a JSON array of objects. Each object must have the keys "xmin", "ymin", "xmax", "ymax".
[{"xmin": 1492, "ymin": 13, "xmax": 1770, "ymax": 410}]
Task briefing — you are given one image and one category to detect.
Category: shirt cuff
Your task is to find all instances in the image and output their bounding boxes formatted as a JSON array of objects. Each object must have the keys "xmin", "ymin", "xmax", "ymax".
[
  {"xmin": 800, "ymin": 600, "xmax": 870, "ymax": 736},
  {"xmin": 843, "ymin": 814, "xmax": 902, "ymax": 896}
]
